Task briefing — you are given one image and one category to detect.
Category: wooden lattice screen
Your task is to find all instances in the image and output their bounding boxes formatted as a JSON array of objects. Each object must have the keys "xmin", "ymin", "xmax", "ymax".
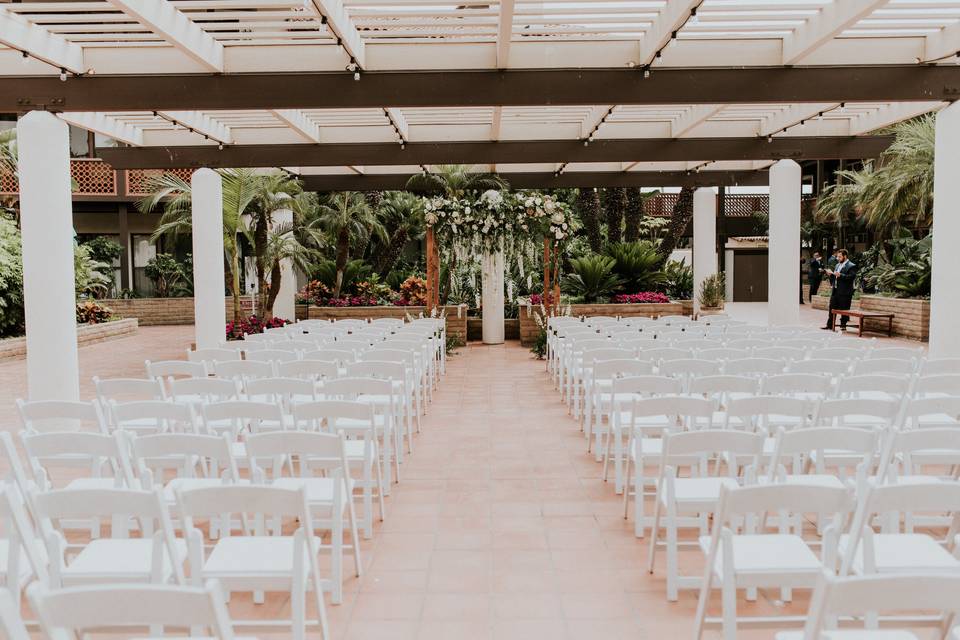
[{"xmin": 125, "ymin": 168, "xmax": 196, "ymax": 196}]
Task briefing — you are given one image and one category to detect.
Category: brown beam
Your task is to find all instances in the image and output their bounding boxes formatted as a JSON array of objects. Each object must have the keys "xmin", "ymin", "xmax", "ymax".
[
  {"xmin": 298, "ymin": 170, "xmax": 770, "ymax": 191},
  {"xmin": 96, "ymin": 136, "xmax": 892, "ymax": 170},
  {"xmin": 3, "ymin": 66, "xmax": 958, "ymax": 112}
]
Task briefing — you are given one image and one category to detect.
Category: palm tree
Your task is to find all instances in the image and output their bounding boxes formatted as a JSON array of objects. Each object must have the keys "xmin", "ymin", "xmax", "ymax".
[
  {"xmin": 815, "ymin": 164, "xmax": 874, "ymax": 249},
  {"xmin": 140, "ymin": 168, "xmax": 258, "ymax": 326},
  {"xmin": 375, "ymin": 191, "xmax": 424, "ymax": 276},
  {"xmin": 248, "ymin": 171, "xmax": 302, "ymax": 317},
  {"xmin": 307, "ymin": 191, "xmax": 386, "ymax": 297},
  {"xmin": 576, "ymin": 188, "xmax": 603, "ymax": 254},
  {"xmin": 404, "ymin": 164, "xmax": 507, "ymax": 197},
  {"xmin": 602, "ymin": 187, "xmax": 627, "ymax": 245},
  {"xmin": 656, "ymin": 186, "xmax": 694, "ymax": 266}
]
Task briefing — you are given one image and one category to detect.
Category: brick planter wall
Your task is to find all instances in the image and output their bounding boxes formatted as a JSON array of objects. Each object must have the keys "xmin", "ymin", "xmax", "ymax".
[
  {"xmin": 100, "ymin": 298, "xmax": 307, "ymax": 326},
  {"xmin": 308, "ymin": 305, "xmax": 468, "ymax": 345},
  {"xmin": 0, "ymin": 318, "xmax": 139, "ymax": 362},
  {"xmin": 860, "ymin": 295, "xmax": 930, "ymax": 341},
  {"xmin": 812, "ymin": 295, "xmax": 861, "ymax": 312},
  {"xmin": 518, "ymin": 302, "xmax": 684, "ymax": 347},
  {"xmin": 466, "ymin": 318, "xmax": 520, "ymax": 341}
]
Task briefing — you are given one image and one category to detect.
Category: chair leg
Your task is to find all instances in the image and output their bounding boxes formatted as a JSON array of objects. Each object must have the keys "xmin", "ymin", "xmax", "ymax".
[
  {"xmin": 347, "ymin": 496, "xmax": 363, "ymax": 577},
  {"xmin": 721, "ymin": 572, "xmax": 738, "ymax": 640},
  {"xmin": 291, "ymin": 574, "xmax": 306, "ymax": 640},
  {"xmin": 331, "ymin": 510, "xmax": 344, "ymax": 605}
]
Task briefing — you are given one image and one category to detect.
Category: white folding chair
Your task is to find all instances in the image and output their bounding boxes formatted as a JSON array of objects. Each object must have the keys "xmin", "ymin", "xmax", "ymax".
[
  {"xmin": 584, "ymin": 358, "xmax": 656, "ymax": 447},
  {"xmin": 146, "ymin": 359, "xmax": 208, "ymax": 381},
  {"xmin": 292, "ymin": 400, "xmax": 386, "ymax": 540},
  {"xmin": 853, "ymin": 358, "xmax": 918, "ymax": 376},
  {"xmin": 16, "ymin": 400, "xmax": 105, "ymax": 434},
  {"xmin": 244, "ymin": 348, "xmax": 299, "ymax": 364},
  {"xmin": 246, "ymin": 430, "xmax": 361, "ymax": 604},
  {"xmin": 213, "ymin": 359, "xmax": 276, "ymax": 383},
  {"xmin": 200, "ymin": 400, "xmax": 287, "ymax": 443},
  {"xmin": 21, "ymin": 431, "xmax": 134, "ymax": 494},
  {"xmin": 622, "ymin": 396, "xmax": 717, "ymax": 537},
  {"xmin": 877, "ymin": 427, "xmax": 960, "ymax": 483},
  {"xmin": 0, "ymin": 485, "xmax": 47, "ymax": 607},
  {"xmin": 110, "ymin": 400, "xmax": 198, "ymax": 435},
  {"xmin": 911, "ymin": 373, "xmax": 960, "ymax": 398},
  {"xmin": 697, "ymin": 348, "xmax": 750, "ymax": 362},
  {"xmin": 187, "ymin": 348, "xmax": 240, "ymax": 365},
  {"xmin": 868, "ymin": 346, "xmax": 924, "ymax": 361},
  {"xmin": 787, "ymin": 358, "xmax": 852, "ymax": 376},
  {"xmin": 693, "ymin": 483, "xmax": 854, "ymax": 640},
  {"xmin": 659, "ymin": 359, "xmax": 722, "ymax": 392},
  {"xmin": 754, "ymin": 346, "xmax": 806, "ymax": 362},
  {"xmin": 168, "ymin": 377, "xmax": 242, "ymax": 406},
  {"xmin": 812, "ymin": 397, "xmax": 901, "ymax": 431},
  {"xmin": 28, "ymin": 579, "xmax": 242, "ymax": 640},
  {"xmin": 920, "ymin": 358, "xmax": 960, "ymax": 376},
  {"xmin": 94, "ymin": 377, "xmax": 166, "ymax": 415},
  {"xmin": 723, "ymin": 395, "xmax": 810, "ymax": 435},
  {"xmin": 179, "ymin": 485, "xmax": 331, "ymax": 640},
  {"xmin": 244, "ymin": 377, "xmax": 319, "ymax": 411},
  {"xmin": 761, "ymin": 373, "xmax": 833, "ymax": 401},
  {"xmin": 723, "ymin": 357, "xmax": 786, "ymax": 377},
  {"xmin": 32, "ymin": 487, "xmax": 185, "ymax": 587},
  {"xmin": 647, "ymin": 429, "xmax": 764, "ymax": 600},
  {"xmin": 279, "ymin": 359, "xmax": 341, "ymax": 381},
  {"xmin": 901, "ymin": 396, "xmax": 960, "ymax": 430},
  {"xmin": 776, "ymin": 570, "xmax": 960, "ymax": 640},
  {"xmin": 688, "ymin": 375, "xmax": 759, "ymax": 412},
  {"xmin": 835, "ymin": 374, "xmax": 910, "ymax": 403},
  {"xmin": 349, "ymin": 359, "xmax": 417, "ymax": 446},
  {"xmin": 839, "ymin": 480, "xmax": 960, "ymax": 579},
  {"xmin": 811, "ymin": 346, "xmax": 866, "ymax": 362}
]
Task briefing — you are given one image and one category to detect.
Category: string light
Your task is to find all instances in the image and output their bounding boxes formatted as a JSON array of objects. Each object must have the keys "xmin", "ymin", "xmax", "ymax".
[{"xmin": 59, "ymin": 68, "xmax": 67, "ymax": 82}]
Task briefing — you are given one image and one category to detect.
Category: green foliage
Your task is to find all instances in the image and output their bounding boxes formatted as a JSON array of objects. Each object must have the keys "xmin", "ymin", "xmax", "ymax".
[
  {"xmin": 861, "ymin": 232, "xmax": 932, "ymax": 298},
  {"xmin": 404, "ymin": 164, "xmax": 508, "ymax": 198},
  {"xmin": 562, "ymin": 254, "xmax": 622, "ymax": 303},
  {"xmin": 143, "ymin": 253, "xmax": 191, "ymax": 298},
  {"xmin": 530, "ymin": 328, "xmax": 548, "ymax": 360},
  {"xmin": 311, "ymin": 258, "xmax": 372, "ymax": 295},
  {"xmin": 661, "ymin": 259, "xmax": 693, "ymax": 299},
  {"xmin": 445, "ymin": 335, "xmax": 464, "ymax": 355},
  {"xmin": 698, "ymin": 272, "xmax": 726, "ymax": 309},
  {"xmin": 0, "ymin": 214, "xmax": 24, "ymax": 337},
  {"xmin": 82, "ymin": 235, "xmax": 123, "ymax": 265},
  {"xmin": 603, "ymin": 241, "xmax": 666, "ymax": 292},
  {"xmin": 74, "ymin": 244, "xmax": 112, "ymax": 299},
  {"xmin": 575, "ymin": 188, "xmax": 603, "ymax": 254},
  {"xmin": 76, "ymin": 300, "xmax": 113, "ymax": 324}
]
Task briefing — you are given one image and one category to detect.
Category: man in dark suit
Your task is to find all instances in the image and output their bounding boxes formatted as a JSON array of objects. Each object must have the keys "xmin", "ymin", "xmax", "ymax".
[
  {"xmin": 807, "ymin": 251, "xmax": 823, "ymax": 301},
  {"xmin": 823, "ymin": 249, "xmax": 857, "ymax": 330}
]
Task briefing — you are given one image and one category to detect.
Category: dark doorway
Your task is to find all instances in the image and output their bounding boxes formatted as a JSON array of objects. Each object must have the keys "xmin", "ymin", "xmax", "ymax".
[{"xmin": 732, "ymin": 251, "xmax": 768, "ymax": 302}]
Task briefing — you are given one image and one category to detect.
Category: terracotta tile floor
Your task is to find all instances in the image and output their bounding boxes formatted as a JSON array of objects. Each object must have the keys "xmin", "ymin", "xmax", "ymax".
[{"xmin": 0, "ymin": 307, "xmax": 926, "ymax": 639}]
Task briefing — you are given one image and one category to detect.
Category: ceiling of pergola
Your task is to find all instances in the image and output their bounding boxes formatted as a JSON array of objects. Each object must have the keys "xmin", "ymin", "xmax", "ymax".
[{"xmin": 1, "ymin": 0, "xmax": 957, "ymax": 184}]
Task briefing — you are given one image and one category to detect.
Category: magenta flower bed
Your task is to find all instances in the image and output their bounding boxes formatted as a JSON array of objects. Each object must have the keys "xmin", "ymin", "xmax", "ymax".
[
  {"xmin": 226, "ymin": 315, "xmax": 291, "ymax": 339},
  {"xmin": 316, "ymin": 296, "xmax": 381, "ymax": 307},
  {"xmin": 611, "ymin": 292, "xmax": 671, "ymax": 304}
]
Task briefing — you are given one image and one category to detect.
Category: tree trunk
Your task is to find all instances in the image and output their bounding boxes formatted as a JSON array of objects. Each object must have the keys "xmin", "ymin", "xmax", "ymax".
[
  {"xmin": 656, "ymin": 186, "xmax": 694, "ymax": 266},
  {"xmin": 624, "ymin": 187, "xmax": 644, "ymax": 242},
  {"xmin": 333, "ymin": 226, "xmax": 350, "ymax": 298},
  {"xmin": 603, "ymin": 187, "xmax": 626, "ymax": 245},
  {"xmin": 376, "ymin": 228, "xmax": 409, "ymax": 276},
  {"xmin": 252, "ymin": 212, "xmax": 270, "ymax": 318},
  {"xmin": 265, "ymin": 259, "xmax": 282, "ymax": 319},
  {"xmin": 576, "ymin": 188, "xmax": 603, "ymax": 254},
  {"xmin": 230, "ymin": 250, "xmax": 243, "ymax": 331}
]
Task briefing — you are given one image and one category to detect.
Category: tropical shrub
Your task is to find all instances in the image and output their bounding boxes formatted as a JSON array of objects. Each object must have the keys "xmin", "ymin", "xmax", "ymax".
[
  {"xmin": 861, "ymin": 232, "xmax": 932, "ymax": 298},
  {"xmin": 225, "ymin": 315, "xmax": 290, "ymax": 340},
  {"xmin": 143, "ymin": 253, "xmax": 190, "ymax": 298},
  {"xmin": 76, "ymin": 300, "xmax": 114, "ymax": 324},
  {"xmin": 74, "ymin": 244, "xmax": 112, "ymax": 299},
  {"xmin": 698, "ymin": 273, "xmax": 726, "ymax": 309},
  {"xmin": 397, "ymin": 276, "xmax": 428, "ymax": 306},
  {"xmin": 0, "ymin": 214, "xmax": 24, "ymax": 337},
  {"xmin": 296, "ymin": 280, "xmax": 329, "ymax": 304},
  {"xmin": 311, "ymin": 258, "xmax": 371, "ymax": 295},
  {"xmin": 355, "ymin": 274, "xmax": 397, "ymax": 305},
  {"xmin": 562, "ymin": 255, "xmax": 622, "ymax": 303},
  {"xmin": 603, "ymin": 241, "xmax": 665, "ymax": 292},
  {"xmin": 661, "ymin": 259, "xmax": 693, "ymax": 299},
  {"xmin": 612, "ymin": 292, "xmax": 671, "ymax": 304}
]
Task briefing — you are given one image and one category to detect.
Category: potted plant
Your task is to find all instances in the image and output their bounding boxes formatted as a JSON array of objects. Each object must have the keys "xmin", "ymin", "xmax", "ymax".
[{"xmin": 697, "ymin": 273, "xmax": 726, "ymax": 316}]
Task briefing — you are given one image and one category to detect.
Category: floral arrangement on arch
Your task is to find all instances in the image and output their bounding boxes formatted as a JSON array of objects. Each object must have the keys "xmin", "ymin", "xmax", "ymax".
[{"xmin": 423, "ymin": 190, "xmax": 572, "ymax": 259}]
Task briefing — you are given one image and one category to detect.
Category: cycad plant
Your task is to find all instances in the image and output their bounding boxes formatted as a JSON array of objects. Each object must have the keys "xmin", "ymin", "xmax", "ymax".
[
  {"xmin": 603, "ymin": 241, "xmax": 666, "ymax": 292},
  {"xmin": 562, "ymin": 254, "xmax": 622, "ymax": 303},
  {"xmin": 306, "ymin": 191, "xmax": 386, "ymax": 297}
]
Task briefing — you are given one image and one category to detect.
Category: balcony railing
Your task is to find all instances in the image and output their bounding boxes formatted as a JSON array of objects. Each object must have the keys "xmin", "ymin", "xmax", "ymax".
[{"xmin": 0, "ymin": 158, "xmax": 195, "ymax": 198}]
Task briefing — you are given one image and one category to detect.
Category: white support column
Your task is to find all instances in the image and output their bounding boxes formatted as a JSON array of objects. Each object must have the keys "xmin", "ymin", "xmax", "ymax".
[
  {"xmin": 692, "ymin": 187, "xmax": 717, "ymax": 316},
  {"xmin": 768, "ymin": 159, "xmax": 802, "ymax": 326},
  {"xmin": 17, "ymin": 111, "xmax": 79, "ymax": 401},
  {"xmin": 481, "ymin": 250, "xmax": 505, "ymax": 345},
  {"xmin": 930, "ymin": 102, "xmax": 960, "ymax": 357},
  {"xmin": 191, "ymin": 168, "xmax": 225, "ymax": 349},
  {"xmin": 272, "ymin": 208, "xmax": 296, "ymax": 322}
]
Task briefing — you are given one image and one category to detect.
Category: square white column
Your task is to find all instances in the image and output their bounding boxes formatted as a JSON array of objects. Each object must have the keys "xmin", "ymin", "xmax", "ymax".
[
  {"xmin": 693, "ymin": 187, "xmax": 717, "ymax": 316},
  {"xmin": 930, "ymin": 101, "xmax": 960, "ymax": 358},
  {"xmin": 17, "ymin": 111, "xmax": 79, "ymax": 401},
  {"xmin": 768, "ymin": 159, "xmax": 802, "ymax": 326},
  {"xmin": 191, "ymin": 168, "xmax": 226, "ymax": 349}
]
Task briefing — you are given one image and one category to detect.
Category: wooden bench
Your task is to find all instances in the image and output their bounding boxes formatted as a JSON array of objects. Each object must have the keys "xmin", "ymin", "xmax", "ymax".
[{"xmin": 830, "ymin": 309, "xmax": 894, "ymax": 337}]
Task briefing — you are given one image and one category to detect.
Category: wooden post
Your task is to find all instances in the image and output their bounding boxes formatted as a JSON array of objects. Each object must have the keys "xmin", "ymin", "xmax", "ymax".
[
  {"xmin": 425, "ymin": 226, "xmax": 440, "ymax": 310},
  {"xmin": 543, "ymin": 236, "xmax": 551, "ymax": 307}
]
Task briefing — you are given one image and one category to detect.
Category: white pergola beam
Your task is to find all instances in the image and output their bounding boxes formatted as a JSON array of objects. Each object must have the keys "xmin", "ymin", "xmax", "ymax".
[
  {"xmin": 496, "ymin": 0, "xmax": 516, "ymax": 68},
  {"xmin": 781, "ymin": 0, "xmax": 887, "ymax": 65},
  {"xmin": 848, "ymin": 102, "xmax": 944, "ymax": 135},
  {"xmin": 637, "ymin": 0, "xmax": 700, "ymax": 65},
  {"xmin": 672, "ymin": 104, "xmax": 724, "ymax": 138},
  {"xmin": 58, "ymin": 112, "xmax": 144, "ymax": 146},
  {"xmin": 580, "ymin": 105, "xmax": 614, "ymax": 139},
  {"xmin": 0, "ymin": 6, "xmax": 85, "ymax": 74},
  {"xmin": 924, "ymin": 20, "xmax": 960, "ymax": 61},
  {"xmin": 271, "ymin": 109, "xmax": 321, "ymax": 143},
  {"xmin": 760, "ymin": 103, "xmax": 835, "ymax": 137},
  {"xmin": 311, "ymin": 0, "xmax": 366, "ymax": 68},
  {"xmin": 159, "ymin": 111, "xmax": 232, "ymax": 144},
  {"xmin": 105, "ymin": 0, "xmax": 224, "ymax": 72},
  {"xmin": 384, "ymin": 108, "xmax": 409, "ymax": 141}
]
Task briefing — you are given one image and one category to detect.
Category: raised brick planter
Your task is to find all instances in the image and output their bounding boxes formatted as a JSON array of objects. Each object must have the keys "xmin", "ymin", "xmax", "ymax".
[
  {"xmin": 860, "ymin": 295, "xmax": 929, "ymax": 341},
  {"xmin": 0, "ymin": 318, "xmax": 139, "ymax": 362},
  {"xmin": 308, "ymin": 305, "xmax": 468, "ymax": 345},
  {"xmin": 812, "ymin": 295, "xmax": 861, "ymax": 312},
  {"xmin": 101, "ymin": 297, "xmax": 246, "ymax": 326},
  {"xmin": 518, "ymin": 302, "xmax": 685, "ymax": 347}
]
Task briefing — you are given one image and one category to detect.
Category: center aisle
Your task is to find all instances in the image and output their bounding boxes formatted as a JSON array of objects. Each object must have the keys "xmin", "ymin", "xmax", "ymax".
[{"xmin": 339, "ymin": 341, "xmax": 684, "ymax": 640}]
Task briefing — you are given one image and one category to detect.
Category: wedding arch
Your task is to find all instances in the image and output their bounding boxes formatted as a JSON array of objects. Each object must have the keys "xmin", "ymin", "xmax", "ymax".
[{"xmin": 421, "ymin": 189, "xmax": 571, "ymax": 344}]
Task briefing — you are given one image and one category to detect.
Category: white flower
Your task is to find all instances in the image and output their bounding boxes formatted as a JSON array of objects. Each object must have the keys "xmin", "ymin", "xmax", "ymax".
[
  {"xmin": 464, "ymin": 206, "xmax": 471, "ymax": 214},
  {"xmin": 480, "ymin": 190, "xmax": 503, "ymax": 207},
  {"xmin": 550, "ymin": 211, "xmax": 564, "ymax": 224},
  {"xmin": 555, "ymin": 229, "xmax": 565, "ymax": 239},
  {"xmin": 561, "ymin": 222, "xmax": 568, "ymax": 230},
  {"xmin": 544, "ymin": 199, "xmax": 555, "ymax": 213},
  {"xmin": 425, "ymin": 211, "xmax": 438, "ymax": 225}
]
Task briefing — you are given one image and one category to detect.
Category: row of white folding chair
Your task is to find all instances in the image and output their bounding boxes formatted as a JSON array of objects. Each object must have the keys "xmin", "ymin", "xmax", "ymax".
[{"xmin": 688, "ymin": 479, "xmax": 960, "ymax": 639}]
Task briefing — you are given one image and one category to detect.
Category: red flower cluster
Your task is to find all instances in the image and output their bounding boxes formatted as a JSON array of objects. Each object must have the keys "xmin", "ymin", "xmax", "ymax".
[
  {"xmin": 316, "ymin": 296, "xmax": 380, "ymax": 308},
  {"xmin": 528, "ymin": 292, "xmax": 555, "ymax": 306},
  {"xmin": 226, "ymin": 315, "xmax": 290, "ymax": 340},
  {"xmin": 611, "ymin": 292, "xmax": 671, "ymax": 304}
]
